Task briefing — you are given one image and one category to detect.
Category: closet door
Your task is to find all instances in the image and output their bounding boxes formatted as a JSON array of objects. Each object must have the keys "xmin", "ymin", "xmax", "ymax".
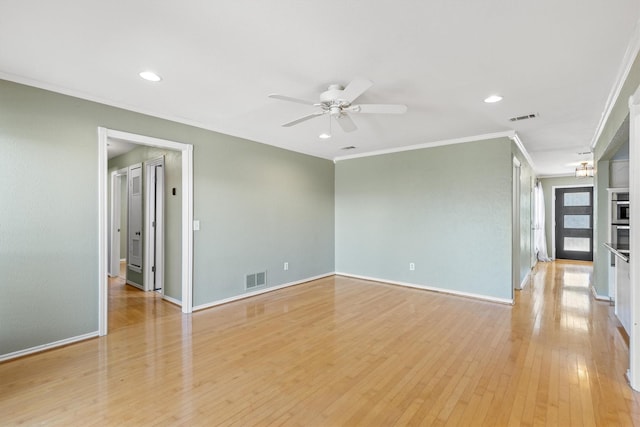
[{"xmin": 127, "ymin": 163, "xmax": 143, "ymax": 273}]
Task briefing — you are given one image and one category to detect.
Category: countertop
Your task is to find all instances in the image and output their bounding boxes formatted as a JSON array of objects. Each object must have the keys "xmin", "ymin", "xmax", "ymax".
[{"xmin": 603, "ymin": 243, "xmax": 629, "ymax": 263}]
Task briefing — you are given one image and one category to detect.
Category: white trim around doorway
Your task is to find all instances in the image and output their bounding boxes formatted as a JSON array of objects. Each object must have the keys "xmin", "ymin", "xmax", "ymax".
[{"xmin": 98, "ymin": 127, "xmax": 194, "ymax": 336}]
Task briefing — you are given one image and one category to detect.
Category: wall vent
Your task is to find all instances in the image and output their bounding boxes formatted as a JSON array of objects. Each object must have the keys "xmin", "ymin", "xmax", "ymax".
[
  {"xmin": 341, "ymin": 146, "xmax": 357, "ymax": 150},
  {"xmin": 246, "ymin": 271, "xmax": 267, "ymax": 290},
  {"xmin": 509, "ymin": 113, "xmax": 538, "ymax": 122}
]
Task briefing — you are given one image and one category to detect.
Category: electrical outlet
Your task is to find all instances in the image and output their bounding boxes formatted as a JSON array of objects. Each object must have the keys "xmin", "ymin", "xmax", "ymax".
[
  {"xmin": 284, "ymin": 262, "xmax": 289, "ymax": 271},
  {"xmin": 409, "ymin": 262, "xmax": 415, "ymax": 271}
]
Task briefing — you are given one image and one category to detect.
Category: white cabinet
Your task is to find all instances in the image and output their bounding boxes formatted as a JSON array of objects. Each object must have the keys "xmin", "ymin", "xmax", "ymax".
[{"xmin": 615, "ymin": 257, "xmax": 631, "ymax": 334}]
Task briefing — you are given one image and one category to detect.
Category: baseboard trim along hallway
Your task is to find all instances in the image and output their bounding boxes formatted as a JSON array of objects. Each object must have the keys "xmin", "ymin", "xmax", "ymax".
[
  {"xmin": 0, "ymin": 331, "xmax": 99, "ymax": 363},
  {"xmin": 336, "ymin": 272, "xmax": 514, "ymax": 305},
  {"xmin": 192, "ymin": 272, "xmax": 335, "ymax": 311}
]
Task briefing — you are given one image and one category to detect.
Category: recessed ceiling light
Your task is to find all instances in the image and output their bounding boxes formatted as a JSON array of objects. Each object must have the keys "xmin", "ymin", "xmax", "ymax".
[
  {"xmin": 139, "ymin": 71, "xmax": 162, "ymax": 82},
  {"xmin": 319, "ymin": 133, "xmax": 331, "ymax": 140},
  {"xmin": 484, "ymin": 95, "xmax": 503, "ymax": 103}
]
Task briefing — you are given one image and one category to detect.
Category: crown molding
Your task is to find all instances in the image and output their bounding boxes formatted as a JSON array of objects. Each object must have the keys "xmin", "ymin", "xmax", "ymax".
[
  {"xmin": 333, "ymin": 131, "xmax": 514, "ymax": 162},
  {"xmin": 509, "ymin": 132, "xmax": 536, "ymax": 171},
  {"xmin": 590, "ymin": 19, "xmax": 640, "ymax": 150},
  {"xmin": 537, "ymin": 173, "xmax": 578, "ymax": 179}
]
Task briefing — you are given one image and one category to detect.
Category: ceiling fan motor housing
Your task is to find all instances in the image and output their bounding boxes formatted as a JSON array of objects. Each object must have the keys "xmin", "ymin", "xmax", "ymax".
[{"xmin": 320, "ymin": 84, "xmax": 349, "ymax": 113}]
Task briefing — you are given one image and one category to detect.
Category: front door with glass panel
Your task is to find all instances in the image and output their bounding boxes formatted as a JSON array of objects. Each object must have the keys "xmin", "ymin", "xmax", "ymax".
[{"xmin": 555, "ymin": 187, "xmax": 593, "ymax": 261}]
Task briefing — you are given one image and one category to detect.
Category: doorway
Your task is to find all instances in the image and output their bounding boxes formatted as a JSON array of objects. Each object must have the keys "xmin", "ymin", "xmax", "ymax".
[
  {"xmin": 98, "ymin": 127, "xmax": 194, "ymax": 336},
  {"xmin": 554, "ymin": 186, "xmax": 594, "ymax": 261},
  {"xmin": 109, "ymin": 168, "xmax": 128, "ymax": 278}
]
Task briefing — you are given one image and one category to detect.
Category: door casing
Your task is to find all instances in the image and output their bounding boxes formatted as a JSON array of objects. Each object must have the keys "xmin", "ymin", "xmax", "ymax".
[
  {"xmin": 98, "ymin": 127, "xmax": 193, "ymax": 336},
  {"xmin": 512, "ymin": 156, "xmax": 521, "ymax": 293}
]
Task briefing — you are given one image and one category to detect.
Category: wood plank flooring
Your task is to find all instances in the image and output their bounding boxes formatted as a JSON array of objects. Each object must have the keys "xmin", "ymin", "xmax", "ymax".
[{"xmin": 1, "ymin": 260, "xmax": 639, "ymax": 425}]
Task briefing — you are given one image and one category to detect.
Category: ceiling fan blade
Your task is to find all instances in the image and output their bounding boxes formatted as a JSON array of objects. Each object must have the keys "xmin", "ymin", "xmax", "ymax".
[
  {"xmin": 349, "ymin": 104, "xmax": 408, "ymax": 114},
  {"xmin": 282, "ymin": 111, "xmax": 325, "ymax": 127},
  {"xmin": 341, "ymin": 78, "xmax": 373, "ymax": 103},
  {"xmin": 268, "ymin": 94, "xmax": 316, "ymax": 106},
  {"xmin": 335, "ymin": 114, "xmax": 357, "ymax": 133}
]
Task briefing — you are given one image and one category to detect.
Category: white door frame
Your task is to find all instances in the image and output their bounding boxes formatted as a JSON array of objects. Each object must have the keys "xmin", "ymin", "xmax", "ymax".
[
  {"xmin": 109, "ymin": 168, "xmax": 128, "ymax": 277},
  {"xmin": 550, "ymin": 184, "xmax": 594, "ymax": 259},
  {"xmin": 98, "ymin": 127, "xmax": 193, "ymax": 336},
  {"xmin": 144, "ymin": 156, "xmax": 165, "ymax": 293},
  {"xmin": 512, "ymin": 156, "xmax": 521, "ymax": 293},
  {"xmin": 530, "ymin": 177, "xmax": 536, "ymax": 268},
  {"xmin": 627, "ymin": 85, "xmax": 640, "ymax": 390}
]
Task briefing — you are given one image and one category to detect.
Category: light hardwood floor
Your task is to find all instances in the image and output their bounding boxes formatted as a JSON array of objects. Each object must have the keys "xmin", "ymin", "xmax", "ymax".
[{"xmin": 1, "ymin": 261, "xmax": 639, "ymax": 425}]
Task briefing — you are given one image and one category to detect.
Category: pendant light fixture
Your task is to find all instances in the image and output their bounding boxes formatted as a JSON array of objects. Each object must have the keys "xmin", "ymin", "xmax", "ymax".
[{"xmin": 575, "ymin": 161, "xmax": 594, "ymax": 178}]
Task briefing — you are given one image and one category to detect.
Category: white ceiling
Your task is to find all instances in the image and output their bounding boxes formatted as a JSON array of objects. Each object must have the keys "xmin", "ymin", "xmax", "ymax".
[
  {"xmin": 107, "ymin": 137, "xmax": 138, "ymax": 160},
  {"xmin": 1, "ymin": 1, "xmax": 639, "ymax": 175}
]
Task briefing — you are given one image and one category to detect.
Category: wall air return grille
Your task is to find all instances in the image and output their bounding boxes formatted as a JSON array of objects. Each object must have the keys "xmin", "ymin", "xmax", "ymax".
[
  {"xmin": 509, "ymin": 113, "xmax": 538, "ymax": 122},
  {"xmin": 246, "ymin": 271, "xmax": 267, "ymax": 290}
]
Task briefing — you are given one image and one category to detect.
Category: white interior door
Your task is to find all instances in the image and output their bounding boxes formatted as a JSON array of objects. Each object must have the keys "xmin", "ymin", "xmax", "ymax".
[
  {"xmin": 153, "ymin": 164, "xmax": 164, "ymax": 292},
  {"xmin": 108, "ymin": 171, "xmax": 119, "ymax": 277},
  {"xmin": 128, "ymin": 163, "xmax": 143, "ymax": 273},
  {"xmin": 144, "ymin": 157, "xmax": 165, "ymax": 292}
]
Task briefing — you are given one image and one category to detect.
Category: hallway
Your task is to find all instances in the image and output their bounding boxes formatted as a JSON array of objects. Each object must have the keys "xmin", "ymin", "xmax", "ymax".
[
  {"xmin": 0, "ymin": 261, "xmax": 638, "ymax": 425},
  {"xmin": 107, "ymin": 266, "xmax": 179, "ymax": 331}
]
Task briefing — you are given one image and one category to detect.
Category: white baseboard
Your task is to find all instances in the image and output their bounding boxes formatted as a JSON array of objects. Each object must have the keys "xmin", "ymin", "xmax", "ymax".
[
  {"xmin": 120, "ymin": 258, "xmax": 126, "ymax": 262},
  {"xmin": 336, "ymin": 272, "xmax": 514, "ymax": 305},
  {"xmin": 517, "ymin": 270, "xmax": 532, "ymax": 291},
  {"xmin": 162, "ymin": 294, "xmax": 182, "ymax": 307},
  {"xmin": 591, "ymin": 285, "xmax": 612, "ymax": 301},
  {"xmin": 193, "ymin": 273, "xmax": 334, "ymax": 312},
  {"xmin": 0, "ymin": 331, "xmax": 99, "ymax": 363},
  {"xmin": 126, "ymin": 280, "xmax": 143, "ymax": 290}
]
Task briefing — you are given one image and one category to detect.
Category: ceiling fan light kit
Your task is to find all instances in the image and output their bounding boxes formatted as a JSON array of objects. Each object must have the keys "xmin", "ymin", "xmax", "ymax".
[{"xmin": 269, "ymin": 78, "xmax": 408, "ymax": 134}]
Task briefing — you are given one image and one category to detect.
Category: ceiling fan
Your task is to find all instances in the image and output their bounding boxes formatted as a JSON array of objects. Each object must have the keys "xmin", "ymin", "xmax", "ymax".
[{"xmin": 268, "ymin": 78, "xmax": 407, "ymax": 133}]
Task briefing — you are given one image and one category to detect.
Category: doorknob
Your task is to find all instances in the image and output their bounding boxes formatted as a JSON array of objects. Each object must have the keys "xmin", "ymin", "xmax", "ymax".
[{"xmin": 135, "ymin": 231, "xmax": 141, "ymax": 236}]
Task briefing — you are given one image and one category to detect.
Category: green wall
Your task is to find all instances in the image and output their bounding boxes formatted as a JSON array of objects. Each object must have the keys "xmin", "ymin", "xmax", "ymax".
[
  {"xmin": 192, "ymin": 137, "xmax": 335, "ymax": 304},
  {"xmin": 335, "ymin": 138, "xmax": 516, "ymax": 301},
  {"xmin": 0, "ymin": 76, "xmax": 540, "ymax": 357},
  {"xmin": 108, "ymin": 146, "xmax": 183, "ymax": 298},
  {"xmin": 591, "ymin": 50, "xmax": 640, "ymax": 296},
  {"xmin": 0, "ymin": 79, "xmax": 335, "ymax": 356},
  {"xmin": 512, "ymin": 143, "xmax": 535, "ymax": 287}
]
